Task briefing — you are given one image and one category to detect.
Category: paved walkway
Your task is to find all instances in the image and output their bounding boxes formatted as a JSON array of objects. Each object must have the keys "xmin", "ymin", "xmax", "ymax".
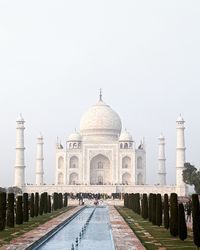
[
  {"xmin": 108, "ymin": 206, "xmax": 146, "ymax": 250},
  {"xmin": 0, "ymin": 206, "xmax": 83, "ymax": 250}
]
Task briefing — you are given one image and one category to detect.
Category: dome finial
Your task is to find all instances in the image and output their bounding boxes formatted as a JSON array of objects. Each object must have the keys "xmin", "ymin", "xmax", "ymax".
[{"xmin": 99, "ymin": 88, "xmax": 102, "ymax": 101}]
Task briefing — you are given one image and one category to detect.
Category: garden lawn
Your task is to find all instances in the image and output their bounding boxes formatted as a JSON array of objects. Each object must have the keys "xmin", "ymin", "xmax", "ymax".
[
  {"xmin": 0, "ymin": 206, "xmax": 74, "ymax": 247},
  {"xmin": 116, "ymin": 206, "xmax": 196, "ymax": 250}
]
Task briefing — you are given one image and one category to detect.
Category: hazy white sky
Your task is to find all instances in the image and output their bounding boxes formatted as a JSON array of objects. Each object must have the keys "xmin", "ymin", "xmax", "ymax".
[{"xmin": 0, "ymin": 1, "xmax": 200, "ymax": 187}]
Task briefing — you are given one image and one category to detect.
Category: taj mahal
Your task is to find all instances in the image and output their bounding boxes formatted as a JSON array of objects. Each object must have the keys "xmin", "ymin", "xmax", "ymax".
[{"xmin": 15, "ymin": 91, "xmax": 187, "ymax": 196}]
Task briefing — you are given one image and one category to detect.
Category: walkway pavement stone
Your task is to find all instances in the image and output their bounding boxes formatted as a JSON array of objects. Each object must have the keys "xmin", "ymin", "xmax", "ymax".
[
  {"xmin": 0, "ymin": 206, "xmax": 83, "ymax": 250},
  {"xmin": 108, "ymin": 206, "xmax": 146, "ymax": 250}
]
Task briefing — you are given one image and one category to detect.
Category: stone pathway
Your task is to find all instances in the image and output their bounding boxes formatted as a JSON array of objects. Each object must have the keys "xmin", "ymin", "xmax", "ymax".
[
  {"xmin": 0, "ymin": 206, "xmax": 83, "ymax": 250},
  {"xmin": 108, "ymin": 206, "xmax": 146, "ymax": 250}
]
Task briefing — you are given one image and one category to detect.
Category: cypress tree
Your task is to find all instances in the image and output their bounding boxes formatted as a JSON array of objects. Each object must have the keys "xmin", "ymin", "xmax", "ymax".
[
  {"xmin": 169, "ymin": 193, "xmax": 178, "ymax": 237},
  {"xmin": 58, "ymin": 193, "xmax": 63, "ymax": 209},
  {"xmin": 163, "ymin": 194, "xmax": 169, "ymax": 229},
  {"xmin": 192, "ymin": 194, "xmax": 200, "ymax": 248},
  {"xmin": 156, "ymin": 193, "xmax": 162, "ymax": 226},
  {"xmin": 135, "ymin": 193, "xmax": 140, "ymax": 215},
  {"xmin": 0, "ymin": 192, "xmax": 6, "ymax": 230},
  {"xmin": 23, "ymin": 193, "xmax": 29, "ymax": 222},
  {"xmin": 30, "ymin": 193, "xmax": 35, "ymax": 218},
  {"xmin": 39, "ymin": 193, "xmax": 44, "ymax": 215},
  {"xmin": 47, "ymin": 195, "xmax": 51, "ymax": 213},
  {"xmin": 43, "ymin": 192, "xmax": 48, "ymax": 214},
  {"xmin": 34, "ymin": 192, "xmax": 39, "ymax": 217},
  {"xmin": 7, "ymin": 193, "xmax": 15, "ymax": 228},
  {"xmin": 149, "ymin": 193, "xmax": 153, "ymax": 222},
  {"xmin": 152, "ymin": 194, "xmax": 157, "ymax": 225},
  {"xmin": 178, "ymin": 203, "xmax": 187, "ymax": 241},
  {"xmin": 53, "ymin": 193, "xmax": 59, "ymax": 211},
  {"xmin": 16, "ymin": 195, "xmax": 23, "ymax": 225},
  {"xmin": 142, "ymin": 193, "xmax": 148, "ymax": 219},
  {"xmin": 64, "ymin": 193, "xmax": 68, "ymax": 207}
]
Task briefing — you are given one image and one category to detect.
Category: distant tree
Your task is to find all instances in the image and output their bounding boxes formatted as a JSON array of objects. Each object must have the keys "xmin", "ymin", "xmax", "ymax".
[
  {"xmin": 43, "ymin": 192, "xmax": 48, "ymax": 214},
  {"xmin": 58, "ymin": 193, "xmax": 63, "ymax": 209},
  {"xmin": 39, "ymin": 193, "xmax": 44, "ymax": 215},
  {"xmin": 178, "ymin": 203, "xmax": 187, "ymax": 241},
  {"xmin": 135, "ymin": 193, "xmax": 141, "ymax": 215},
  {"xmin": 142, "ymin": 193, "xmax": 148, "ymax": 219},
  {"xmin": 192, "ymin": 194, "xmax": 200, "ymax": 248},
  {"xmin": 30, "ymin": 193, "xmax": 35, "ymax": 218},
  {"xmin": 183, "ymin": 162, "xmax": 200, "ymax": 194},
  {"xmin": 7, "ymin": 186, "xmax": 22, "ymax": 195},
  {"xmin": 23, "ymin": 193, "xmax": 29, "ymax": 222},
  {"xmin": 152, "ymin": 194, "xmax": 157, "ymax": 225},
  {"xmin": 156, "ymin": 194, "xmax": 162, "ymax": 227},
  {"xmin": 148, "ymin": 193, "xmax": 153, "ymax": 222},
  {"xmin": 169, "ymin": 193, "xmax": 178, "ymax": 237},
  {"xmin": 47, "ymin": 195, "xmax": 51, "ymax": 213},
  {"xmin": 53, "ymin": 193, "xmax": 59, "ymax": 210},
  {"xmin": 64, "ymin": 193, "xmax": 68, "ymax": 207},
  {"xmin": 7, "ymin": 193, "xmax": 15, "ymax": 228},
  {"xmin": 16, "ymin": 195, "xmax": 23, "ymax": 225},
  {"xmin": 0, "ymin": 187, "xmax": 6, "ymax": 193},
  {"xmin": 34, "ymin": 193, "xmax": 39, "ymax": 217},
  {"xmin": 163, "ymin": 194, "xmax": 169, "ymax": 229},
  {"xmin": 0, "ymin": 192, "xmax": 6, "ymax": 230}
]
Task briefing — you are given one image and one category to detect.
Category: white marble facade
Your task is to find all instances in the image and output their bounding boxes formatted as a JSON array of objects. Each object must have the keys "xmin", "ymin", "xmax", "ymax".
[{"xmin": 55, "ymin": 95, "xmax": 146, "ymax": 187}]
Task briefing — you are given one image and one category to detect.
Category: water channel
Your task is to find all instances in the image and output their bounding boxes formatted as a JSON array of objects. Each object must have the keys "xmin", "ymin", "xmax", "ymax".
[{"xmin": 35, "ymin": 206, "xmax": 115, "ymax": 250}]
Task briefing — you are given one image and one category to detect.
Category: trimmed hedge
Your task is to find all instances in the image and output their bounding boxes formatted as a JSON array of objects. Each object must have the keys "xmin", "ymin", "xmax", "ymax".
[
  {"xmin": 178, "ymin": 203, "xmax": 187, "ymax": 241},
  {"xmin": 16, "ymin": 195, "xmax": 23, "ymax": 225},
  {"xmin": 169, "ymin": 193, "xmax": 178, "ymax": 237},
  {"xmin": 0, "ymin": 192, "xmax": 6, "ymax": 230},
  {"xmin": 163, "ymin": 193, "xmax": 169, "ymax": 229},
  {"xmin": 7, "ymin": 193, "xmax": 15, "ymax": 228}
]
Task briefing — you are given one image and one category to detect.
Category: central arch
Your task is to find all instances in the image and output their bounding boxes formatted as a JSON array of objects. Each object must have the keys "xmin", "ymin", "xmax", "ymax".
[{"xmin": 90, "ymin": 154, "xmax": 111, "ymax": 185}]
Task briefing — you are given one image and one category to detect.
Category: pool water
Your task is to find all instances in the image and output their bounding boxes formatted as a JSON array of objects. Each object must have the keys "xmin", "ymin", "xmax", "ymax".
[{"xmin": 37, "ymin": 206, "xmax": 115, "ymax": 250}]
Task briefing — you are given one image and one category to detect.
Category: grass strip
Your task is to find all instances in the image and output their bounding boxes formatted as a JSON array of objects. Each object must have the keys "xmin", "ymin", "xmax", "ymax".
[{"xmin": 116, "ymin": 206, "xmax": 196, "ymax": 250}]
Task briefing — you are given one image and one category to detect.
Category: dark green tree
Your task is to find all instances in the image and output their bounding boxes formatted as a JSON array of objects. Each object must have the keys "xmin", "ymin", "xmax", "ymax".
[
  {"xmin": 39, "ymin": 193, "xmax": 44, "ymax": 215},
  {"xmin": 64, "ymin": 193, "xmax": 68, "ymax": 207},
  {"xmin": 34, "ymin": 192, "xmax": 39, "ymax": 217},
  {"xmin": 178, "ymin": 203, "xmax": 187, "ymax": 241},
  {"xmin": 148, "ymin": 193, "xmax": 153, "ymax": 222},
  {"xmin": 152, "ymin": 194, "xmax": 157, "ymax": 225},
  {"xmin": 7, "ymin": 193, "xmax": 15, "ymax": 228},
  {"xmin": 47, "ymin": 195, "xmax": 51, "ymax": 213},
  {"xmin": 156, "ymin": 194, "xmax": 162, "ymax": 226},
  {"xmin": 58, "ymin": 193, "xmax": 63, "ymax": 209},
  {"xmin": 23, "ymin": 193, "xmax": 29, "ymax": 222},
  {"xmin": 142, "ymin": 193, "xmax": 148, "ymax": 219},
  {"xmin": 16, "ymin": 195, "xmax": 23, "ymax": 225},
  {"xmin": 169, "ymin": 193, "xmax": 178, "ymax": 237},
  {"xmin": 192, "ymin": 194, "xmax": 200, "ymax": 248},
  {"xmin": 30, "ymin": 193, "xmax": 35, "ymax": 218},
  {"xmin": 43, "ymin": 192, "xmax": 48, "ymax": 214},
  {"xmin": 163, "ymin": 194, "xmax": 169, "ymax": 229},
  {"xmin": 53, "ymin": 193, "xmax": 59, "ymax": 210},
  {"xmin": 183, "ymin": 162, "xmax": 200, "ymax": 194},
  {"xmin": 0, "ymin": 192, "xmax": 6, "ymax": 230}
]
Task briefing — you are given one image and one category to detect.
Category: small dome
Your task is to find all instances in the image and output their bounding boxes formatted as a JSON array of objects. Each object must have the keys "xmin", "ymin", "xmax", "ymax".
[
  {"xmin": 119, "ymin": 130, "xmax": 133, "ymax": 141},
  {"xmin": 176, "ymin": 114, "xmax": 184, "ymax": 122},
  {"xmin": 68, "ymin": 131, "xmax": 82, "ymax": 141}
]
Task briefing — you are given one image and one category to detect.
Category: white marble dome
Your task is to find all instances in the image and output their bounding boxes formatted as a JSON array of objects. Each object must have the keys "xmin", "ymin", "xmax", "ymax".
[
  {"xmin": 68, "ymin": 131, "xmax": 82, "ymax": 141},
  {"xmin": 80, "ymin": 99, "xmax": 122, "ymax": 139},
  {"xmin": 119, "ymin": 130, "xmax": 133, "ymax": 141}
]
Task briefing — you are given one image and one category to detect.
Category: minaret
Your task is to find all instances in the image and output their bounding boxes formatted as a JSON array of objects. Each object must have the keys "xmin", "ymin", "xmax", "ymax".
[
  {"xmin": 176, "ymin": 115, "xmax": 187, "ymax": 195},
  {"xmin": 14, "ymin": 114, "xmax": 25, "ymax": 187},
  {"xmin": 158, "ymin": 134, "xmax": 166, "ymax": 185},
  {"xmin": 35, "ymin": 134, "xmax": 44, "ymax": 185}
]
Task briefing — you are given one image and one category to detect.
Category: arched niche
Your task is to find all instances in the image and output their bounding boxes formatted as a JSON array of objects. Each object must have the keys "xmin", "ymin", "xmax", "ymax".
[
  {"xmin": 137, "ymin": 157, "xmax": 143, "ymax": 169},
  {"xmin": 69, "ymin": 172, "xmax": 78, "ymax": 185},
  {"xmin": 70, "ymin": 156, "xmax": 79, "ymax": 168},
  {"xmin": 90, "ymin": 154, "xmax": 111, "ymax": 185},
  {"xmin": 58, "ymin": 172, "xmax": 64, "ymax": 185},
  {"xmin": 58, "ymin": 156, "xmax": 64, "ymax": 170},
  {"xmin": 122, "ymin": 172, "xmax": 131, "ymax": 185},
  {"xmin": 122, "ymin": 156, "xmax": 131, "ymax": 169},
  {"xmin": 137, "ymin": 173, "xmax": 143, "ymax": 185}
]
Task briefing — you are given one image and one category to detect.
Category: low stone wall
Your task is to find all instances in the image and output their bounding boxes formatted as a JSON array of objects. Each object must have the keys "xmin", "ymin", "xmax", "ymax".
[{"xmin": 22, "ymin": 184, "xmax": 186, "ymax": 196}]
